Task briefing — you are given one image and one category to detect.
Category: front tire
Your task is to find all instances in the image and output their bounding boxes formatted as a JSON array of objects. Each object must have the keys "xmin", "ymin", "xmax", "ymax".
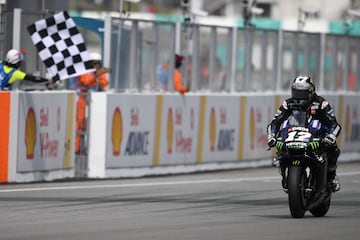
[{"xmin": 288, "ymin": 166, "xmax": 306, "ymax": 218}]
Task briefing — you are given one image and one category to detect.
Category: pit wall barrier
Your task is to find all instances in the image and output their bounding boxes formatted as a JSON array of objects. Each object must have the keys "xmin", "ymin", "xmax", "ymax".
[
  {"xmin": 0, "ymin": 91, "xmax": 76, "ymax": 183},
  {"xmin": 88, "ymin": 92, "xmax": 360, "ymax": 179},
  {"xmin": 1, "ymin": 91, "xmax": 359, "ymax": 183}
]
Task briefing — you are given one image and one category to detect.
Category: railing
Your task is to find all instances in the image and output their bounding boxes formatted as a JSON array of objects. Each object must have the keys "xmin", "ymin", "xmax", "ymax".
[
  {"xmin": 104, "ymin": 15, "xmax": 360, "ymax": 93},
  {"xmin": 2, "ymin": 9, "xmax": 360, "ymax": 93}
]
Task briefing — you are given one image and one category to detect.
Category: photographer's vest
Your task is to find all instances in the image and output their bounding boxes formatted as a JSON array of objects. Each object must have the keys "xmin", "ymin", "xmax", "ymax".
[{"xmin": 0, "ymin": 63, "xmax": 16, "ymax": 90}]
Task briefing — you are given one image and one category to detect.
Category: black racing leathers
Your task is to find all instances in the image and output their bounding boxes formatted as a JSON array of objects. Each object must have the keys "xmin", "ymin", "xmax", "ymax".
[{"xmin": 267, "ymin": 94, "xmax": 341, "ymax": 173}]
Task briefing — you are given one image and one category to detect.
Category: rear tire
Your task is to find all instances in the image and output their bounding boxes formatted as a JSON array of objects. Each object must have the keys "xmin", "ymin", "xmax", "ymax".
[
  {"xmin": 310, "ymin": 195, "xmax": 331, "ymax": 217},
  {"xmin": 288, "ymin": 166, "xmax": 306, "ymax": 218}
]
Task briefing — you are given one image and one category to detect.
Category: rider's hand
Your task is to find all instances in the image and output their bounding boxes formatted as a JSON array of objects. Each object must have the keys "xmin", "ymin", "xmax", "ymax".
[
  {"xmin": 267, "ymin": 136, "xmax": 277, "ymax": 148},
  {"xmin": 324, "ymin": 133, "xmax": 336, "ymax": 145}
]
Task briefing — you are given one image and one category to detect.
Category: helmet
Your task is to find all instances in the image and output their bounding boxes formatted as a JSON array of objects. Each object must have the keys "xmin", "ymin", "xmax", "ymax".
[
  {"xmin": 5, "ymin": 49, "xmax": 23, "ymax": 68},
  {"xmin": 291, "ymin": 75, "xmax": 315, "ymax": 107},
  {"xmin": 89, "ymin": 52, "xmax": 101, "ymax": 62}
]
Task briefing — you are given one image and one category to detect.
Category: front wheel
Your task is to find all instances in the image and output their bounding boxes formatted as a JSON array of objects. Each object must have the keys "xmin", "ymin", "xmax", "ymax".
[{"xmin": 288, "ymin": 166, "xmax": 307, "ymax": 218}]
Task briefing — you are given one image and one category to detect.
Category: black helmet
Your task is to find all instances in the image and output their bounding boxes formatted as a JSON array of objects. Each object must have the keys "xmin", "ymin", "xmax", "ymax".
[{"xmin": 291, "ymin": 75, "xmax": 315, "ymax": 107}]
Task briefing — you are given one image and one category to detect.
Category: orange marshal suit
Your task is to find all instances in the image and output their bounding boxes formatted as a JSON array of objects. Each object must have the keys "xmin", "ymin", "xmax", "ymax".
[{"xmin": 75, "ymin": 71, "xmax": 108, "ymax": 153}]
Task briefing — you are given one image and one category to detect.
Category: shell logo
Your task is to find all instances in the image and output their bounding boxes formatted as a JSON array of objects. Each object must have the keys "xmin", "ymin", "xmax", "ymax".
[
  {"xmin": 167, "ymin": 108, "xmax": 173, "ymax": 154},
  {"xmin": 249, "ymin": 107, "xmax": 255, "ymax": 149},
  {"xmin": 209, "ymin": 107, "xmax": 216, "ymax": 151},
  {"xmin": 25, "ymin": 107, "xmax": 36, "ymax": 160},
  {"xmin": 112, "ymin": 107, "xmax": 123, "ymax": 156}
]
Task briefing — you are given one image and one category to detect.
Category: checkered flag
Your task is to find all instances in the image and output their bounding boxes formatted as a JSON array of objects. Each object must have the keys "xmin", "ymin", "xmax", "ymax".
[{"xmin": 27, "ymin": 11, "xmax": 94, "ymax": 81}]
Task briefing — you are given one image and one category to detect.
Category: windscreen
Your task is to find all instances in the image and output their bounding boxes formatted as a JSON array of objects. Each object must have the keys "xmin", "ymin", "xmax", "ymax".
[{"xmin": 288, "ymin": 110, "xmax": 307, "ymax": 127}]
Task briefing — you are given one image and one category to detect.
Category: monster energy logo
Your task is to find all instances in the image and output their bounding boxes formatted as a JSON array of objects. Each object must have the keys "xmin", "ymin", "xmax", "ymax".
[
  {"xmin": 310, "ymin": 141, "xmax": 320, "ymax": 150},
  {"xmin": 276, "ymin": 141, "xmax": 284, "ymax": 150},
  {"xmin": 292, "ymin": 160, "xmax": 301, "ymax": 166}
]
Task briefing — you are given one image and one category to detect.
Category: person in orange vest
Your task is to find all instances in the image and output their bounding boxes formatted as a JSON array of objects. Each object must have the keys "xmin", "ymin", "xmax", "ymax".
[
  {"xmin": 173, "ymin": 54, "xmax": 188, "ymax": 94},
  {"xmin": 156, "ymin": 54, "xmax": 188, "ymax": 94},
  {"xmin": 75, "ymin": 52, "xmax": 109, "ymax": 154}
]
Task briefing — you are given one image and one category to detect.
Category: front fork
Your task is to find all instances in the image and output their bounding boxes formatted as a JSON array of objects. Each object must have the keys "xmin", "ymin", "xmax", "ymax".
[{"xmin": 276, "ymin": 153, "xmax": 328, "ymax": 196}]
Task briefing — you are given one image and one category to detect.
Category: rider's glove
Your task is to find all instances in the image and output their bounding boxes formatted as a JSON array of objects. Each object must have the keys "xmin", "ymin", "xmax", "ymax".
[
  {"xmin": 324, "ymin": 133, "xmax": 336, "ymax": 145},
  {"xmin": 267, "ymin": 135, "xmax": 277, "ymax": 148}
]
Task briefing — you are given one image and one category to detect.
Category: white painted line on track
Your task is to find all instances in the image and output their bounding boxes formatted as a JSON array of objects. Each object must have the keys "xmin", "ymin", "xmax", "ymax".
[
  {"xmin": 0, "ymin": 176, "xmax": 281, "ymax": 193},
  {"xmin": 0, "ymin": 171, "xmax": 359, "ymax": 194}
]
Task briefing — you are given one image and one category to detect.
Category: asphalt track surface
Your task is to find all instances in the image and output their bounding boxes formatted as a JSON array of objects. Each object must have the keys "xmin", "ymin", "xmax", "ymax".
[{"xmin": 0, "ymin": 162, "xmax": 359, "ymax": 240}]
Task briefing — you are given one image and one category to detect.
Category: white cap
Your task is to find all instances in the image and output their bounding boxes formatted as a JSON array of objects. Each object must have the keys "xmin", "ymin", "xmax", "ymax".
[{"xmin": 89, "ymin": 52, "xmax": 101, "ymax": 61}]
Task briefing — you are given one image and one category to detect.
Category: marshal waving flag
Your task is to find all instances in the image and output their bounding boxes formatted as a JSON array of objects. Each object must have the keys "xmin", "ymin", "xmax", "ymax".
[{"xmin": 27, "ymin": 11, "xmax": 94, "ymax": 81}]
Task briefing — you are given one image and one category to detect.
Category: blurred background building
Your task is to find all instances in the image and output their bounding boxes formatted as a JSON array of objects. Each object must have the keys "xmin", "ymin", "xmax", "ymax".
[{"xmin": 2, "ymin": 0, "xmax": 360, "ymax": 20}]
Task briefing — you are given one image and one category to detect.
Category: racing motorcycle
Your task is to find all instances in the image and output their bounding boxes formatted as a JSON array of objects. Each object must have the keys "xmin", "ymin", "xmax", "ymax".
[{"xmin": 271, "ymin": 110, "xmax": 333, "ymax": 218}]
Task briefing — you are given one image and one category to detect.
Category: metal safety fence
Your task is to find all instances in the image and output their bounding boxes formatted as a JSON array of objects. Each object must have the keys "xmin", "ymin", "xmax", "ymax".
[
  {"xmin": 1, "ymin": 9, "xmax": 359, "ymax": 93},
  {"xmin": 103, "ymin": 15, "xmax": 360, "ymax": 93}
]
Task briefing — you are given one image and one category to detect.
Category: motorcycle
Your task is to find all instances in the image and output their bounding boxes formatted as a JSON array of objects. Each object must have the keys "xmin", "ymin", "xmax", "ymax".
[{"xmin": 271, "ymin": 110, "xmax": 333, "ymax": 218}]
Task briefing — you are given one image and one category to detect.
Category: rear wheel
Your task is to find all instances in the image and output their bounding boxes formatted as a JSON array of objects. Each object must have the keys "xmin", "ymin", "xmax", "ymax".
[
  {"xmin": 310, "ymin": 193, "xmax": 331, "ymax": 217},
  {"xmin": 288, "ymin": 166, "xmax": 307, "ymax": 218}
]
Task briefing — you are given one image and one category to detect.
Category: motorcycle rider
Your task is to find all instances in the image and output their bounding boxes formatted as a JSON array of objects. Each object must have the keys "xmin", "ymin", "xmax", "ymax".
[{"xmin": 267, "ymin": 75, "xmax": 341, "ymax": 192}]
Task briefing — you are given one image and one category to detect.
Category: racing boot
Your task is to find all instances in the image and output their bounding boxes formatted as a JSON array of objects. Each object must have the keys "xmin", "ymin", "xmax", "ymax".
[
  {"xmin": 328, "ymin": 170, "xmax": 340, "ymax": 192},
  {"xmin": 280, "ymin": 167, "xmax": 288, "ymax": 193},
  {"xmin": 327, "ymin": 146, "xmax": 340, "ymax": 192}
]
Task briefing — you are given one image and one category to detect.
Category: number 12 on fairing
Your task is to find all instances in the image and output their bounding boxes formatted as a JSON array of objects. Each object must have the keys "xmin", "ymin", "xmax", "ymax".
[{"xmin": 285, "ymin": 131, "xmax": 312, "ymax": 142}]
